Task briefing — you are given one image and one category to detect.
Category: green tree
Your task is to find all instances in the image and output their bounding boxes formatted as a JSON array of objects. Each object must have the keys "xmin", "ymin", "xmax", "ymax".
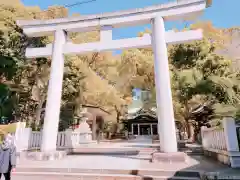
[
  {"xmin": 0, "ymin": 1, "xmax": 126, "ymax": 129},
  {"xmin": 116, "ymin": 24, "xmax": 240, "ymax": 141},
  {"xmin": 170, "ymin": 38, "xmax": 240, "ymax": 140}
]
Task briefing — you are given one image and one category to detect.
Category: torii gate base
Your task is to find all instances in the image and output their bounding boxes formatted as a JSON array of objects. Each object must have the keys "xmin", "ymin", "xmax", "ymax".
[{"xmin": 17, "ymin": 0, "xmax": 209, "ymax": 161}]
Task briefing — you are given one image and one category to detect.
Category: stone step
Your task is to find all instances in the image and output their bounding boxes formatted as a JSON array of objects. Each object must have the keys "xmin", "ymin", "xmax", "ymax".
[
  {"xmin": 70, "ymin": 147, "xmax": 140, "ymax": 155},
  {"xmin": 16, "ymin": 168, "xmax": 201, "ymax": 178},
  {"xmin": 180, "ymin": 147, "xmax": 204, "ymax": 155},
  {"xmin": 138, "ymin": 149, "xmax": 203, "ymax": 156},
  {"xmin": 14, "ymin": 172, "xmax": 201, "ymax": 180},
  {"xmin": 184, "ymin": 151, "xmax": 204, "ymax": 155}
]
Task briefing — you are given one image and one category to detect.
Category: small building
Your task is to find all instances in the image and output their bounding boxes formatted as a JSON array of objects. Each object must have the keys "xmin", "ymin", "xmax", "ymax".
[
  {"xmin": 123, "ymin": 107, "xmax": 181, "ymax": 140},
  {"xmin": 125, "ymin": 89, "xmax": 180, "ymax": 137},
  {"xmin": 123, "ymin": 108, "xmax": 158, "ymax": 136}
]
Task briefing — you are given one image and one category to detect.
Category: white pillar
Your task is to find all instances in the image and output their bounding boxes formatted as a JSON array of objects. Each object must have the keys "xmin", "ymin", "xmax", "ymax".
[
  {"xmin": 150, "ymin": 124, "xmax": 153, "ymax": 135},
  {"xmin": 41, "ymin": 30, "xmax": 66, "ymax": 152},
  {"xmin": 223, "ymin": 117, "xmax": 239, "ymax": 152},
  {"xmin": 151, "ymin": 16, "xmax": 178, "ymax": 153},
  {"xmin": 201, "ymin": 126, "xmax": 208, "ymax": 148},
  {"xmin": 100, "ymin": 26, "xmax": 112, "ymax": 42},
  {"xmin": 138, "ymin": 124, "xmax": 140, "ymax": 135},
  {"xmin": 223, "ymin": 117, "xmax": 240, "ymax": 168}
]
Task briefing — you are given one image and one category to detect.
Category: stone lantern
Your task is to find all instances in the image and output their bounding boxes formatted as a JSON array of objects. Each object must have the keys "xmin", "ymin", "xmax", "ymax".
[{"xmin": 74, "ymin": 108, "xmax": 97, "ymax": 145}]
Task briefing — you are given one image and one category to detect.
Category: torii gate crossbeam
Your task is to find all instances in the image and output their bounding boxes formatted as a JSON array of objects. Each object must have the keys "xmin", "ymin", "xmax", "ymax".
[
  {"xmin": 17, "ymin": 0, "xmax": 210, "ymax": 156},
  {"xmin": 25, "ymin": 30, "xmax": 202, "ymax": 58}
]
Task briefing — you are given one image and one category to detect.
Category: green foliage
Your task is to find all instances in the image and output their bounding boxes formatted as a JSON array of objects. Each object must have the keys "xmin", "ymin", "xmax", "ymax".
[
  {"xmin": 118, "ymin": 25, "xmax": 240, "ymax": 140},
  {"xmin": 169, "ymin": 38, "xmax": 240, "ymax": 140},
  {"xmin": 0, "ymin": 1, "xmax": 128, "ymax": 130}
]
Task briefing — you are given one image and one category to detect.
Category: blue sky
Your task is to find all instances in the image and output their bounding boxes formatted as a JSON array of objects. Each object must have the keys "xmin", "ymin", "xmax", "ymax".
[{"xmin": 22, "ymin": 0, "xmax": 239, "ymax": 40}]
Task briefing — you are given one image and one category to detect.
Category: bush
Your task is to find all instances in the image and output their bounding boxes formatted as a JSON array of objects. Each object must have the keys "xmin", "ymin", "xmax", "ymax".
[{"xmin": 0, "ymin": 123, "xmax": 17, "ymax": 143}]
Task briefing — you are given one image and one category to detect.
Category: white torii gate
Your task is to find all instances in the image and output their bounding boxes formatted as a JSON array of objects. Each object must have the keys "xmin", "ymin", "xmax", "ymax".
[{"xmin": 17, "ymin": 0, "xmax": 210, "ymax": 153}]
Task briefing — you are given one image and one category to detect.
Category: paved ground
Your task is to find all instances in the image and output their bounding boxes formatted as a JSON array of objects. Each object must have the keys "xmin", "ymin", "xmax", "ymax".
[
  {"xmin": 16, "ymin": 144, "xmax": 220, "ymax": 172},
  {"xmin": 12, "ymin": 175, "xmax": 72, "ymax": 180},
  {"xmin": 13, "ymin": 155, "xmax": 240, "ymax": 180},
  {"xmin": 13, "ymin": 138, "xmax": 240, "ymax": 179},
  {"xmin": 12, "ymin": 174, "xmax": 137, "ymax": 180},
  {"xmin": 16, "ymin": 154, "xmax": 228, "ymax": 171}
]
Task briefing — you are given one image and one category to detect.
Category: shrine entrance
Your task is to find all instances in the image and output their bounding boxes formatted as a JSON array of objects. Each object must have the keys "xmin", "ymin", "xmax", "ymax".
[
  {"xmin": 123, "ymin": 113, "xmax": 158, "ymax": 136},
  {"xmin": 17, "ymin": 0, "xmax": 210, "ymax": 153},
  {"xmin": 133, "ymin": 123, "xmax": 158, "ymax": 136}
]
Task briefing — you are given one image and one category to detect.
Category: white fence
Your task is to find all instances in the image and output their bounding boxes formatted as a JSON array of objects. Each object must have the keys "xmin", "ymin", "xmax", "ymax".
[
  {"xmin": 201, "ymin": 117, "xmax": 240, "ymax": 168},
  {"xmin": 29, "ymin": 131, "xmax": 41, "ymax": 149},
  {"xmin": 56, "ymin": 132, "xmax": 66, "ymax": 149},
  {"xmin": 13, "ymin": 128, "xmax": 83, "ymax": 151},
  {"xmin": 201, "ymin": 127, "xmax": 227, "ymax": 151}
]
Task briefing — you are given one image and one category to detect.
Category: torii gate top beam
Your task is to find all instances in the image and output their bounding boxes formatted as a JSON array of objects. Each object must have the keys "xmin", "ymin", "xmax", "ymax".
[{"xmin": 17, "ymin": 0, "xmax": 211, "ymax": 37}]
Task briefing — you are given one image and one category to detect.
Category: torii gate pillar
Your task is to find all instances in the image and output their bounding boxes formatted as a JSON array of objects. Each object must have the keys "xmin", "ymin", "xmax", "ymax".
[
  {"xmin": 41, "ymin": 30, "xmax": 66, "ymax": 152},
  {"xmin": 152, "ymin": 16, "xmax": 177, "ymax": 153}
]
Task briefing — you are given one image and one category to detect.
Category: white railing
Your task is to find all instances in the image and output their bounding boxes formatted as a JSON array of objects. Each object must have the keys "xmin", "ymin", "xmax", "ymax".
[
  {"xmin": 201, "ymin": 118, "xmax": 240, "ymax": 168},
  {"xmin": 27, "ymin": 131, "xmax": 82, "ymax": 150},
  {"xmin": 236, "ymin": 124, "xmax": 240, "ymax": 150},
  {"xmin": 56, "ymin": 132, "xmax": 67, "ymax": 148},
  {"xmin": 29, "ymin": 131, "xmax": 42, "ymax": 150},
  {"xmin": 201, "ymin": 126, "xmax": 227, "ymax": 151},
  {"xmin": 70, "ymin": 132, "xmax": 80, "ymax": 147}
]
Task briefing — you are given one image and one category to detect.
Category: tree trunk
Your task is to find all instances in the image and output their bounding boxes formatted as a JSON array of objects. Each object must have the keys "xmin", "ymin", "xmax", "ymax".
[
  {"xmin": 184, "ymin": 103, "xmax": 194, "ymax": 140},
  {"xmin": 185, "ymin": 119, "xmax": 194, "ymax": 140},
  {"xmin": 35, "ymin": 98, "xmax": 45, "ymax": 129},
  {"xmin": 92, "ymin": 116, "xmax": 97, "ymax": 140},
  {"xmin": 74, "ymin": 87, "xmax": 83, "ymax": 118},
  {"xmin": 185, "ymin": 119, "xmax": 190, "ymax": 138},
  {"xmin": 189, "ymin": 123, "xmax": 195, "ymax": 142},
  {"xmin": 193, "ymin": 123, "xmax": 201, "ymax": 144},
  {"xmin": 114, "ymin": 105, "xmax": 121, "ymax": 123},
  {"xmin": 114, "ymin": 105, "xmax": 121, "ymax": 135}
]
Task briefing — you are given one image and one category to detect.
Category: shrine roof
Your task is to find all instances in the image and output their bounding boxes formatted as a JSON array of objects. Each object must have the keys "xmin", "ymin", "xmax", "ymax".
[{"xmin": 125, "ymin": 107, "xmax": 157, "ymax": 120}]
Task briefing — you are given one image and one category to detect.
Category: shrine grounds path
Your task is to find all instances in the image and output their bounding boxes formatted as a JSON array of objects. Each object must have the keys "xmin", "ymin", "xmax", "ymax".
[{"xmin": 13, "ymin": 139, "xmax": 240, "ymax": 179}]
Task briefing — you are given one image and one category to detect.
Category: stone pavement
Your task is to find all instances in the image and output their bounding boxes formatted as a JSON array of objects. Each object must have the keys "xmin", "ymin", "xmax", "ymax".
[
  {"xmin": 15, "ymin": 154, "xmax": 224, "ymax": 171},
  {"xmin": 12, "ymin": 175, "xmax": 73, "ymax": 180},
  {"xmin": 14, "ymin": 139, "xmax": 240, "ymax": 179},
  {"xmin": 15, "ymin": 154, "xmax": 240, "ymax": 179},
  {"xmin": 12, "ymin": 174, "xmax": 140, "ymax": 180},
  {"xmin": 14, "ymin": 140, "xmax": 224, "ymax": 171}
]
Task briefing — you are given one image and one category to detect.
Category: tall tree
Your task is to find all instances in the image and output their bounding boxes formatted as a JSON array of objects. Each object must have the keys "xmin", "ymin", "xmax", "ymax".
[
  {"xmin": 0, "ymin": 1, "xmax": 126, "ymax": 128},
  {"xmin": 170, "ymin": 38, "xmax": 240, "ymax": 140}
]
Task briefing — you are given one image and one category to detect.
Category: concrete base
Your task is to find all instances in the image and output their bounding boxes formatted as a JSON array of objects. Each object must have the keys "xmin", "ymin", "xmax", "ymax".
[
  {"xmin": 68, "ymin": 147, "xmax": 139, "ymax": 155},
  {"xmin": 203, "ymin": 149, "xmax": 240, "ymax": 168},
  {"xmin": 25, "ymin": 151, "xmax": 67, "ymax": 161},
  {"xmin": 67, "ymin": 141, "xmax": 98, "ymax": 150},
  {"xmin": 152, "ymin": 140, "xmax": 186, "ymax": 149},
  {"xmin": 151, "ymin": 151, "xmax": 186, "ymax": 163}
]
